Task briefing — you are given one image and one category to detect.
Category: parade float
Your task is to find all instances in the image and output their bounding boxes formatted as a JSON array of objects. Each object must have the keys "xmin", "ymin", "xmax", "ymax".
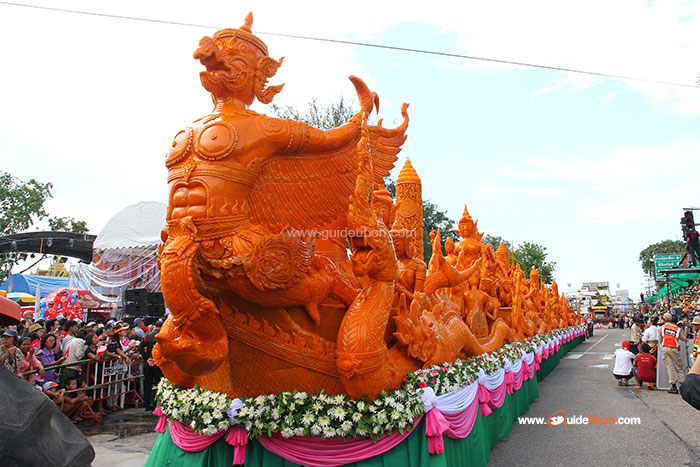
[{"xmin": 146, "ymin": 14, "xmax": 585, "ymax": 466}]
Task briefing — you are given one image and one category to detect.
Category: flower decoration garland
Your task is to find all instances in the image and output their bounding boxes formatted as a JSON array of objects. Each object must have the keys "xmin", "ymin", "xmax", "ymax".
[{"xmin": 156, "ymin": 325, "xmax": 583, "ymax": 439}]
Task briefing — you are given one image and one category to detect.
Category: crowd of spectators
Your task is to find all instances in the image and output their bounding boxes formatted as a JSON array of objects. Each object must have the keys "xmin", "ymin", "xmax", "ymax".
[
  {"xmin": 611, "ymin": 279, "xmax": 700, "ymax": 410},
  {"xmin": 0, "ymin": 312, "xmax": 163, "ymax": 422}
]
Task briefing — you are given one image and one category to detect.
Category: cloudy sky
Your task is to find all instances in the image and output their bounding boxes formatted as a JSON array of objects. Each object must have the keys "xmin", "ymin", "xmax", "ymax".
[{"xmin": 1, "ymin": 0, "xmax": 699, "ymax": 296}]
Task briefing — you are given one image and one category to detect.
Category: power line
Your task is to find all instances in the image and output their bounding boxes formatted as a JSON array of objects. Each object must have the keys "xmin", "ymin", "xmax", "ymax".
[{"xmin": 1, "ymin": 1, "xmax": 698, "ymax": 90}]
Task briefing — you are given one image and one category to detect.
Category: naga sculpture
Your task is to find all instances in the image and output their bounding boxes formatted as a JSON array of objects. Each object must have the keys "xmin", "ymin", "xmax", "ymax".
[{"xmin": 153, "ymin": 13, "xmax": 579, "ymax": 401}]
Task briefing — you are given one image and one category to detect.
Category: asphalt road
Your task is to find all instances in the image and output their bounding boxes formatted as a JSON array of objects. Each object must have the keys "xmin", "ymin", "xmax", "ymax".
[{"xmin": 488, "ymin": 328, "xmax": 700, "ymax": 467}]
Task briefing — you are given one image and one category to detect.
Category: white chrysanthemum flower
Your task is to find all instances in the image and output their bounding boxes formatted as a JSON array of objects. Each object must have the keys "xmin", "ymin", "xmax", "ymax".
[
  {"xmin": 391, "ymin": 410, "xmax": 400, "ymax": 420},
  {"xmin": 372, "ymin": 426, "xmax": 380, "ymax": 434},
  {"xmin": 212, "ymin": 409, "xmax": 222, "ymax": 419},
  {"xmin": 294, "ymin": 392, "xmax": 308, "ymax": 401},
  {"xmin": 323, "ymin": 427, "xmax": 336, "ymax": 438},
  {"xmin": 281, "ymin": 427, "xmax": 294, "ymax": 438},
  {"xmin": 268, "ymin": 422, "xmax": 278, "ymax": 432},
  {"xmin": 255, "ymin": 396, "xmax": 266, "ymax": 405},
  {"xmin": 333, "ymin": 395, "xmax": 345, "ymax": 404},
  {"xmin": 202, "ymin": 413, "xmax": 213, "ymax": 425},
  {"xmin": 331, "ymin": 407, "xmax": 346, "ymax": 420},
  {"xmin": 356, "ymin": 427, "xmax": 367, "ymax": 436},
  {"xmin": 284, "ymin": 414, "xmax": 294, "ymax": 425},
  {"xmin": 202, "ymin": 426, "xmax": 218, "ymax": 436},
  {"xmin": 356, "ymin": 401, "xmax": 366, "ymax": 411},
  {"xmin": 294, "ymin": 427, "xmax": 306, "ymax": 436},
  {"xmin": 352, "ymin": 412, "xmax": 362, "ymax": 422},
  {"xmin": 399, "ymin": 420, "xmax": 407, "ymax": 429},
  {"xmin": 272, "ymin": 407, "xmax": 284, "ymax": 420},
  {"xmin": 301, "ymin": 412, "xmax": 315, "ymax": 425},
  {"xmin": 312, "ymin": 402, "xmax": 323, "ymax": 412},
  {"xmin": 218, "ymin": 421, "xmax": 228, "ymax": 430},
  {"xmin": 310, "ymin": 424, "xmax": 322, "ymax": 435},
  {"xmin": 384, "ymin": 396, "xmax": 396, "ymax": 407},
  {"xmin": 190, "ymin": 420, "xmax": 197, "ymax": 429},
  {"xmin": 254, "ymin": 420, "xmax": 264, "ymax": 429},
  {"xmin": 341, "ymin": 420, "xmax": 352, "ymax": 431},
  {"xmin": 318, "ymin": 415, "xmax": 331, "ymax": 427}
]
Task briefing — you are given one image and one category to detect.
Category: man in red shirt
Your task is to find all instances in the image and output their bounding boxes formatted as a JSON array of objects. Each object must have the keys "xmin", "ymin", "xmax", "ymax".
[{"xmin": 634, "ymin": 343, "xmax": 657, "ymax": 390}]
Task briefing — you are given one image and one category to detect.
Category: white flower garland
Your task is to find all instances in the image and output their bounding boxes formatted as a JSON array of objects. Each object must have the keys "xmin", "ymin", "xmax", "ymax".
[{"xmin": 156, "ymin": 325, "xmax": 583, "ymax": 439}]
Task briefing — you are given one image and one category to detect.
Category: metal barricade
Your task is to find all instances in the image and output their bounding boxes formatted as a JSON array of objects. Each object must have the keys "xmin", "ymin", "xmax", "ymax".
[{"xmin": 79, "ymin": 357, "xmax": 144, "ymax": 421}]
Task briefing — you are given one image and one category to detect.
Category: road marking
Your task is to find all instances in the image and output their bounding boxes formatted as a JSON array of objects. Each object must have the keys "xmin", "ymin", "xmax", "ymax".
[
  {"xmin": 589, "ymin": 364, "xmax": 609, "ymax": 368},
  {"xmin": 602, "ymin": 355, "xmax": 613, "ymax": 360},
  {"xmin": 583, "ymin": 334, "xmax": 609, "ymax": 355},
  {"xmin": 565, "ymin": 353, "xmax": 583, "ymax": 359}
]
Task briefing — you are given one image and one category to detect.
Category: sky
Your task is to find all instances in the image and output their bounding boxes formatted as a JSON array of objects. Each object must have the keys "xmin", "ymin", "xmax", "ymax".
[{"xmin": 1, "ymin": 0, "xmax": 699, "ymax": 297}]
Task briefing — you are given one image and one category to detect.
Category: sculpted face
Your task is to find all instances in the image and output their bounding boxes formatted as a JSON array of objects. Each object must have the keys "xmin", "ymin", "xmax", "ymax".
[
  {"xmin": 459, "ymin": 219, "xmax": 474, "ymax": 238},
  {"xmin": 194, "ymin": 32, "xmax": 259, "ymax": 105}
]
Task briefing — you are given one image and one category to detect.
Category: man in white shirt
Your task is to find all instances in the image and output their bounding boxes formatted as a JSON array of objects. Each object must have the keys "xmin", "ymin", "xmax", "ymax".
[
  {"xmin": 642, "ymin": 316, "xmax": 660, "ymax": 359},
  {"xmin": 613, "ymin": 340, "xmax": 636, "ymax": 386}
]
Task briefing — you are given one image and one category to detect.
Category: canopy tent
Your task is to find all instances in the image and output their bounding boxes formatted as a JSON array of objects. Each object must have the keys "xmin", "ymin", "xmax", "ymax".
[
  {"xmin": 648, "ymin": 273, "xmax": 699, "ymax": 302},
  {"xmin": 0, "ymin": 274, "xmax": 69, "ymax": 299},
  {"xmin": 92, "ymin": 201, "xmax": 167, "ymax": 253},
  {"xmin": 0, "ymin": 295, "xmax": 21, "ymax": 325},
  {"xmin": 71, "ymin": 201, "xmax": 166, "ymax": 305}
]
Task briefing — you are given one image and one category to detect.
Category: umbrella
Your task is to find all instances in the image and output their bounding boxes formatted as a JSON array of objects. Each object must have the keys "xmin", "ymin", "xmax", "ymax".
[
  {"xmin": 44, "ymin": 288, "xmax": 101, "ymax": 309},
  {"xmin": 0, "ymin": 295, "xmax": 22, "ymax": 325},
  {"xmin": 6, "ymin": 292, "xmax": 36, "ymax": 305}
]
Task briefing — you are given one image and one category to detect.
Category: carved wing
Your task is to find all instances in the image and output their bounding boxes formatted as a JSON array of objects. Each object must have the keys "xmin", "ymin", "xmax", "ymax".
[{"xmin": 249, "ymin": 105, "xmax": 409, "ymax": 231}]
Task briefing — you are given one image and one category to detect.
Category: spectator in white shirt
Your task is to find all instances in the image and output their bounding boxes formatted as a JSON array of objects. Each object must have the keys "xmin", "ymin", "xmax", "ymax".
[
  {"xmin": 642, "ymin": 316, "xmax": 660, "ymax": 358},
  {"xmin": 613, "ymin": 340, "xmax": 636, "ymax": 386}
]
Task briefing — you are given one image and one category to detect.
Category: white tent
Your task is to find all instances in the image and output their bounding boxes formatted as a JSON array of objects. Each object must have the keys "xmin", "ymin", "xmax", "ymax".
[
  {"xmin": 71, "ymin": 201, "xmax": 166, "ymax": 304},
  {"xmin": 93, "ymin": 201, "xmax": 166, "ymax": 253}
]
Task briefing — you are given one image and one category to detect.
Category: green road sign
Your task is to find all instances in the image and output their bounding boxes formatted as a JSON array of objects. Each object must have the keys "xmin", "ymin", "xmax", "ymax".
[{"xmin": 654, "ymin": 254, "xmax": 682, "ymax": 280}]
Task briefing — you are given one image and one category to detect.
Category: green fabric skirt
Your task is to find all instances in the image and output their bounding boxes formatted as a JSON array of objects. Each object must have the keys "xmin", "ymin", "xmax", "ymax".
[{"xmin": 146, "ymin": 337, "xmax": 580, "ymax": 467}]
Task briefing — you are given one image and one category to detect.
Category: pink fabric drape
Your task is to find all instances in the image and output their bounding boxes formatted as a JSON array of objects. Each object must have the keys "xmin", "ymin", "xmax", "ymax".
[
  {"xmin": 169, "ymin": 420, "xmax": 226, "ymax": 452},
  {"xmin": 477, "ymin": 384, "xmax": 492, "ymax": 417},
  {"xmin": 153, "ymin": 407, "xmax": 167, "ymax": 434},
  {"xmin": 255, "ymin": 417, "xmax": 421, "ymax": 467},
  {"xmin": 225, "ymin": 425, "xmax": 249, "ymax": 465},
  {"xmin": 442, "ymin": 397, "xmax": 480, "ymax": 439},
  {"xmin": 425, "ymin": 407, "xmax": 449, "ymax": 454},
  {"xmin": 477, "ymin": 381, "xmax": 507, "ymax": 416},
  {"xmin": 504, "ymin": 370, "xmax": 515, "ymax": 394}
]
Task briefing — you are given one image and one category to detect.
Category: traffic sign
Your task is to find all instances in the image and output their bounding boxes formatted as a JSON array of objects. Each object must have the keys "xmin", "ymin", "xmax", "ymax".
[{"xmin": 654, "ymin": 254, "xmax": 681, "ymax": 280}]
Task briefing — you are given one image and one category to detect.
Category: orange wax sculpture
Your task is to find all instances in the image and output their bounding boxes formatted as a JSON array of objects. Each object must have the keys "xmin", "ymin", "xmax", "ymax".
[{"xmin": 153, "ymin": 13, "xmax": 580, "ymax": 401}]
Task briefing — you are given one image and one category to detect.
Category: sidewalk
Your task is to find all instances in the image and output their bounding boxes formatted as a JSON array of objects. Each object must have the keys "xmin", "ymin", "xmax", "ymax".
[
  {"xmin": 80, "ymin": 408, "xmax": 156, "ymax": 467},
  {"xmin": 489, "ymin": 328, "xmax": 700, "ymax": 466}
]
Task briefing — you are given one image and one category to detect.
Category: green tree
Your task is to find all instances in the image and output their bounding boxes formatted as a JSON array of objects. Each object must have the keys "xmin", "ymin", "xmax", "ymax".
[
  {"xmin": 513, "ymin": 241, "xmax": 556, "ymax": 284},
  {"xmin": 271, "ymin": 96, "xmax": 356, "ymax": 130},
  {"xmin": 422, "ymin": 201, "xmax": 459, "ymax": 264},
  {"xmin": 638, "ymin": 239, "xmax": 685, "ymax": 279},
  {"xmin": 483, "ymin": 235, "xmax": 512, "ymax": 253},
  {"xmin": 1, "ymin": 172, "xmax": 53, "ymax": 281},
  {"xmin": 0, "ymin": 171, "xmax": 88, "ymax": 281},
  {"xmin": 48, "ymin": 216, "xmax": 89, "ymax": 234}
]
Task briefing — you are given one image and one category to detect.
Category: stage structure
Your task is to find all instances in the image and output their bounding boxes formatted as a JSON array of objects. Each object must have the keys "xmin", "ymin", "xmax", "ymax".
[{"xmin": 147, "ymin": 14, "xmax": 583, "ymax": 466}]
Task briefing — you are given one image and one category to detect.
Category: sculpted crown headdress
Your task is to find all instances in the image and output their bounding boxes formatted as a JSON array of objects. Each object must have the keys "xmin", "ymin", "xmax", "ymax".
[
  {"xmin": 458, "ymin": 205, "xmax": 473, "ymax": 227},
  {"xmin": 213, "ymin": 12, "xmax": 269, "ymax": 55}
]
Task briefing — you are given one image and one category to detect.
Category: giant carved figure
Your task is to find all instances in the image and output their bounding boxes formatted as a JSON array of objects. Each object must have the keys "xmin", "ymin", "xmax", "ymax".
[{"xmin": 154, "ymin": 13, "xmax": 579, "ymax": 401}]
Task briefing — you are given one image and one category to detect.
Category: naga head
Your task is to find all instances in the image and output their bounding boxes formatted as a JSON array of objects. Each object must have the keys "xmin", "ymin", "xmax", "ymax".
[{"xmin": 194, "ymin": 12, "xmax": 284, "ymax": 106}]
